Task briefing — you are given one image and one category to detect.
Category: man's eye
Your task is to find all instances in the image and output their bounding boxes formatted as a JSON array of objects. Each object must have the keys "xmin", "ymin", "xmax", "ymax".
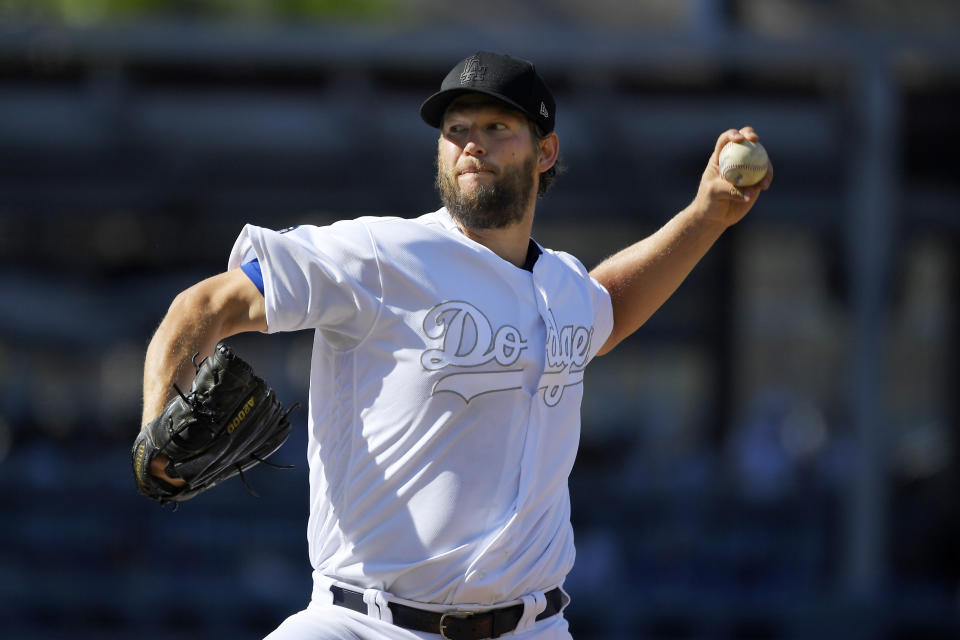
[{"xmin": 489, "ymin": 123, "xmax": 507, "ymax": 131}]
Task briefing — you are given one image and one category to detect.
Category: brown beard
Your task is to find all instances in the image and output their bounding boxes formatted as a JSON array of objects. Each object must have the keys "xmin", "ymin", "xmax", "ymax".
[{"xmin": 435, "ymin": 154, "xmax": 537, "ymax": 231}]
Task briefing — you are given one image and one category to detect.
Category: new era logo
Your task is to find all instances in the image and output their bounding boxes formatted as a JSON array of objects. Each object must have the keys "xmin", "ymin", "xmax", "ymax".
[
  {"xmin": 539, "ymin": 102, "xmax": 549, "ymax": 118},
  {"xmin": 459, "ymin": 56, "xmax": 486, "ymax": 84}
]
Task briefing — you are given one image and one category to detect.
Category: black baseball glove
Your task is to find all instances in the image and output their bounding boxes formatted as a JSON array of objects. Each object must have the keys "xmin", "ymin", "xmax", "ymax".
[{"xmin": 132, "ymin": 343, "xmax": 296, "ymax": 504}]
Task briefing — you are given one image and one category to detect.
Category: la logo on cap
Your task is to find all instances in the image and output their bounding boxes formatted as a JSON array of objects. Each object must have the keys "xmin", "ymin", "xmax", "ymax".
[{"xmin": 459, "ymin": 56, "xmax": 486, "ymax": 84}]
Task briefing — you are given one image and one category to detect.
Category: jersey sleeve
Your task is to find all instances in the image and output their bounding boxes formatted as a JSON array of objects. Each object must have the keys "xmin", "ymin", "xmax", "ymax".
[
  {"xmin": 227, "ymin": 220, "xmax": 382, "ymax": 349},
  {"xmin": 549, "ymin": 249, "xmax": 614, "ymax": 363},
  {"xmin": 586, "ymin": 274, "xmax": 614, "ymax": 361}
]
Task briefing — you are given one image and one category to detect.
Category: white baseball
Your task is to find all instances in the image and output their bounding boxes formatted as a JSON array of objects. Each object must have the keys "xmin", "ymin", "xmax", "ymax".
[{"xmin": 718, "ymin": 140, "xmax": 769, "ymax": 187}]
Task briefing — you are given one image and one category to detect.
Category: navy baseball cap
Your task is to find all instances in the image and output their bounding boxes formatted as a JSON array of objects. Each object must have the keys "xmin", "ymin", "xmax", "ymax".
[{"xmin": 420, "ymin": 51, "xmax": 556, "ymax": 134}]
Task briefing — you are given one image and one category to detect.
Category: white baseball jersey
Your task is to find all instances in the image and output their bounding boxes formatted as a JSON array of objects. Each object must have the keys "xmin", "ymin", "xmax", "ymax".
[{"xmin": 228, "ymin": 208, "xmax": 613, "ymax": 608}]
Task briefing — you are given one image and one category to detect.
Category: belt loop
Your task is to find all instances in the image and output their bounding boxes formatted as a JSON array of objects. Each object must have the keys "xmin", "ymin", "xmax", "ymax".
[
  {"xmin": 362, "ymin": 588, "xmax": 392, "ymax": 623},
  {"xmin": 376, "ymin": 591, "xmax": 393, "ymax": 624},
  {"xmin": 514, "ymin": 590, "xmax": 546, "ymax": 633},
  {"xmin": 311, "ymin": 572, "xmax": 336, "ymax": 606}
]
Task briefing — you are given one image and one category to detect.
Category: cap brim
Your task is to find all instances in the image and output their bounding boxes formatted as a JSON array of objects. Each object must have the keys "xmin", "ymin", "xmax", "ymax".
[{"xmin": 419, "ymin": 88, "xmax": 531, "ymax": 129}]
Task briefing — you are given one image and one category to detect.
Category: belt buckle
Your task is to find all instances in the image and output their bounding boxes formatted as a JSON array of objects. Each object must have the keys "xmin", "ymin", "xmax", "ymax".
[{"xmin": 439, "ymin": 610, "xmax": 475, "ymax": 640}]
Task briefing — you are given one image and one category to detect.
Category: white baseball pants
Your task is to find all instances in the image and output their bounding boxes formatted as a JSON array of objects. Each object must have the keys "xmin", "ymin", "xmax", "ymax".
[{"xmin": 264, "ymin": 600, "xmax": 572, "ymax": 640}]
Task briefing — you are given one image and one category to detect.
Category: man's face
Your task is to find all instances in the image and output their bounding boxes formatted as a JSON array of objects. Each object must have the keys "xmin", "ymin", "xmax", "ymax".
[{"xmin": 435, "ymin": 96, "xmax": 538, "ymax": 231}]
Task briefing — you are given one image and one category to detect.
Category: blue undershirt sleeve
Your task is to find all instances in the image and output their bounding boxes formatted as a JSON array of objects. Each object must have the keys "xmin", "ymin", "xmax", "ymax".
[{"xmin": 240, "ymin": 259, "xmax": 265, "ymax": 296}]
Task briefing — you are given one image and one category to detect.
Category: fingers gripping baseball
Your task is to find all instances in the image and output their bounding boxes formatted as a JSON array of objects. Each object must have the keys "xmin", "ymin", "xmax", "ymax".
[{"xmin": 696, "ymin": 127, "xmax": 772, "ymax": 226}]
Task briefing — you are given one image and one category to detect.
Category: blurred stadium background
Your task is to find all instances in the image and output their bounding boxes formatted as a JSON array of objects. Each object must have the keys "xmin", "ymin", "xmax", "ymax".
[{"xmin": 1, "ymin": 1, "xmax": 958, "ymax": 638}]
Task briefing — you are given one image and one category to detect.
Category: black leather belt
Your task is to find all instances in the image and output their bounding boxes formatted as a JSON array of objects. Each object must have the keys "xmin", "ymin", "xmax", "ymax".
[{"xmin": 330, "ymin": 584, "xmax": 565, "ymax": 640}]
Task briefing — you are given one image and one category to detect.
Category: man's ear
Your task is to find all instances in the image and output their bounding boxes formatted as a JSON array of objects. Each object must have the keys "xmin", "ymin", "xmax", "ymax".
[{"xmin": 537, "ymin": 132, "xmax": 559, "ymax": 172}]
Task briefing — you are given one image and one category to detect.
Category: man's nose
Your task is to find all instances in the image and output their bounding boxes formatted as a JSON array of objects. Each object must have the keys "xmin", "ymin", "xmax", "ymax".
[{"xmin": 462, "ymin": 129, "xmax": 486, "ymax": 156}]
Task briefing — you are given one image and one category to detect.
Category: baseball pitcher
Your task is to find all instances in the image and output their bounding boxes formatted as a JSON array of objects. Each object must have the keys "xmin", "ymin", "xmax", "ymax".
[{"xmin": 134, "ymin": 51, "xmax": 772, "ymax": 639}]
